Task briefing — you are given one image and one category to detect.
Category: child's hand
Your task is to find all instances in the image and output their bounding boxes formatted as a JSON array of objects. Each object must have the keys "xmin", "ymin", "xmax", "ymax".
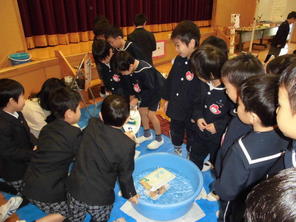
[
  {"xmin": 197, "ymin": 118, "xmax": 207, "ymax": 131},
  {"xmin": 129, "ymin": 194, "xmax": 140, "ymax": 204},
  {"xmin": 125, "ymin": 131, "xmax": 136, "ymax": 142},
  {"xmin": 205, "ymin": 123, "xmax": 216, "ymax": 134},
  {"xmin": 130, "ymin": 97, "xmax": 138, "ymax": 110},
  {"xmin": 33, "ymin": 146, "xmax": 38, "ymax": 151}
]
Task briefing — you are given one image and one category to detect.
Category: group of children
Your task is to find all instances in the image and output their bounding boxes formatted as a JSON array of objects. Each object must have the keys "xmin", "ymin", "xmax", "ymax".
[{"xmin": 2, "ymin": 14, "xmax": 296, "ymax": 222}]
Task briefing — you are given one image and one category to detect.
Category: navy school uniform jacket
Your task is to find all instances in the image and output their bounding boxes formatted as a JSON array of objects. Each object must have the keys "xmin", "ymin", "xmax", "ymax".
[
  {"xmin": 215, "ymin": 109, "xmax": 252, "ymax": 177},
  {"xmin": 162, "ymin": 56, "xmax": 201, "ymax": 121},
  {"xmin": 271, "ymin": 20, "xmax": 290, "ymax": 48},
  {"xmin": 214, "ymin": 129, "xmax": 289, "ymax": 202},
  {"xmin": 129, "ymin": 60, "xmax": 165, "ymax": 103},
  {"xmin": 0, "ymin": 110, "xmax": 35, "ymax": 182},
  {"xmin": 67, "ymin": 118, "xmax": 137, "ymax": 206},
  {"xmin": 127, "ymin": 28, "xmax": 156, "ymax": 65},
  {"xmin": 192, "ymin": 81, "xmax": 232, "ymax": 139},
  {"xmin": 96, "ymin": 62, "xmax": 125, "ymax": 95},
  {"xmin": 116, "ymin": 40, "xmax": 148, "ymax": 62},
  {"xmin": 23, "ymin": 119, "xmax": 82, "ymax": 202}
]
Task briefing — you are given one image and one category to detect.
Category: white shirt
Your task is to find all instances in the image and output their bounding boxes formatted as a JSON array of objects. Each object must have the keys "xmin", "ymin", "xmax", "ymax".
[{"xmin": 22, "ymin": 98, "xmax": 51, "ymax": 138}]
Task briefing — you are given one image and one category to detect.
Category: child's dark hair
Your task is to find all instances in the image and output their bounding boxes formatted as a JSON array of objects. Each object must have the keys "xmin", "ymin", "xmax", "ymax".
[
  {"xmin": 49, "ymin": 88, "xmax": 81, "ymax": 119},
  {"xmin": 190, "ymin": 45, "xmax": 227, "ymax": 81},
  {"xmin": 266, "ymin": 54, "xmax": 296, "ymax": 76},
  {"xmin": 135, "ymin": 13, "xmax": 147, "ymax": 27},
  {"xmin": 32, "ymin": 78, "xmax": 65, "ymax": 111},
  {"xmin": 221, "ymin": 53, "xmax": 265, "ymax": 87},
  {"xmin": 0, "ymin": 79, "xmax": 24, "ymax": 109},
  {"xmin": 279, "ymin": 63, "xmax": 296, "ymax": 114},
  {"xmin": 201, "ymin": 36, "xmax": 228, "ymax": 58},
  {"xmin": 287, "ymin": 11, "xmax": 296, "ymax": 19},
  {"xmin": 101, "ymin": 95, "xmax": 130, "ymax": 127},
  {"xmin": 171, "ymin": 20, "xmax": 200, "ymax": 47},
  {"xmin": 245, "ymin": 168, "xmax": 296, "ymax": 222},
  {"xmin": 92, "ymin": 39, "xmax": 113, "ymax": 63},
  {"xmin": 239, "ymin": 75, "xmax": 279, "ymax": 127},
  {"xmin": 105, "ymin": 26, "xmax": 123, "ymax": 39},
  {"xmin": 93, "ymin": 16, "xmax": 110, "ymax": 37},
  {"xmin": 112, "ymin": 51, "xmax": 135, "ymax": 72}
]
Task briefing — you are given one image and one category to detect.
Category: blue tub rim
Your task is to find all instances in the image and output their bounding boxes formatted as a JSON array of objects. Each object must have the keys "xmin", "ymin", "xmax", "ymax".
[{"xmin": 134, "ymin": 152, "xmax": 203, "ymax": 208}]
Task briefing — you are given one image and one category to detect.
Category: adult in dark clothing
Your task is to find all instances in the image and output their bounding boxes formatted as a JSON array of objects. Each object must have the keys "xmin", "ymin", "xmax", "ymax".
[
  {"xmin": 264, "ymin": 11, "xmax": 296, "ymax": 63},
  {"xmin": 23, "ymin": 88, "xmax": 82, "ymax": 222},
  {"xmin": 127, "ymin": 14, "xmax": 157, "ymax": 65},
  {"xmin": 67, "ymin": 95, "xmax": 138, "ymax": 222}
]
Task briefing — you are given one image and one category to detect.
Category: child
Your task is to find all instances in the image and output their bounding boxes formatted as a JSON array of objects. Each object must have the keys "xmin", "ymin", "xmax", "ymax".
[
  {"xmin": 93, "ymin": 16, "xmax": 110, "ymax": 40},
  {"xmin": 105, "ymin": 26, "xmax": 147, "ymax": 62},
  {"xmin": 277, "ymin": 63, "xmax": 296, "ymax": 168},
  {"xmin": 23, "ymin": 88, "xmax": 82, "ymax": 222},
  {"xmin": 264, "ymin": 11, "xmax": 296, "ymax": 63},
  {"xmin": 245, "ymin": 168, "xmax": 296, "ymax": 222},
  {"xmin": 113, "ymin": 51, "xmax": 165, "ymax": 149},
  {"xmin": 266, "ymin": 54, "xmax": 296, "ymax": 76},
  {"xmin": 0, "ymin": 79, "xmax": 36, "ymax": 194},
  {"xmin": 215, "ymin": 53, "xmax": 265, "ymax": 177},
  {"xmin": 92, "ymin": 39, "xmax": 126, "ymax": 96},
  {"xmin": 67, "ymin": 95, "xmax": 138, "ymax": 222},
  {"xmin": 127, "ymin": 13, "xmax": 157, "ymax": 65},
  {"xmin": 201, "ymin": 36, "xmax": 228, "ymax": 58},
  {"xmin": 162, "ymin": 20, "xmax": 201, "ymax": 156},
  {"xmin": 190, "ymin": 44, "xmax": 230, "ymax": 169},
  {"xmin": 213, "ymin": 75, "xmax": 290, "ymax": 222},
  {"xmin": 22, "ymin": 78, "xmax": 65, "ymax": 138}
]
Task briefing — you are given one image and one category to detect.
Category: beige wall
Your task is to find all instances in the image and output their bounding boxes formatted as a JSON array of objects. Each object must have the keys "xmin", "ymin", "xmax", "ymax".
[
  {"xmin": 212, "ymin": 0, "xmax": 257, "ymax": 27},
  {"xmin": 0, "ymin": 0, "xmax": 27, "ymax": 68}
]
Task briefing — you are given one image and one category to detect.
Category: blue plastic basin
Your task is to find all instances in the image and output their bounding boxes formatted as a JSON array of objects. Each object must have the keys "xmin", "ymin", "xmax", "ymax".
[
  {"xmin": 8, "ymin": 53, "xmax": 31, "ymax": 66},
  {"xmin": 133, "ymin": 152, "xmax": 203, "ymax": 221}
]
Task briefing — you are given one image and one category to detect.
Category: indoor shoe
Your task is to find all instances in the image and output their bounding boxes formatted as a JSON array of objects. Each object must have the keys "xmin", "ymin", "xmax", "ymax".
[
  {"xmin": 147, "ymin": 139, "xmax": 164, "ymax": 150},
  {"xmin": 136, "ymin": 135, "xmax": 153, "ymax": 144},
  {"xmin": 0, "ymin": 196, "xmax": 23, "ymax": 221}
]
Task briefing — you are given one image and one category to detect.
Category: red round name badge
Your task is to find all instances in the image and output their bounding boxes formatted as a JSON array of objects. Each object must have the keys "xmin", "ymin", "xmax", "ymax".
[
  {"xmin": 185, "ymin": 71, "xmax": 194, "ymax": 81},
  {"xmin": 209, "ymin": 104, "xmax": 221, "ymax": 115},
  {"xmin": 133, "ymin": 83, "xmax": 141, "ymax": 93},
  {"xmin": 113, "ymin": 74, "xmax": 120, "ymax": 82}
]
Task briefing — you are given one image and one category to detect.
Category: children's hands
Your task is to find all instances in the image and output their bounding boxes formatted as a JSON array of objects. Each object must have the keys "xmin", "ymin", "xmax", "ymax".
[
  {"xmin": 129, "ymin": 194, "xmax": 140, "ymax": 204},
  {"xmin": 130, "ymin": 97, "xmax": 138, "ymax": 110},
  {"xmin": 205, "ymin": 123, "xmax": 216, "ymax": 134},
  {"xmin": 125, "ymin": 131, "xmax": 136, "ymax": 142},
  {"xmin": 33, "ymin": 146, "xmax": 38, "ymax": 151},
  {"xmin": 197, "ymin": 118, "xmax": 207, "ymax": 131}
]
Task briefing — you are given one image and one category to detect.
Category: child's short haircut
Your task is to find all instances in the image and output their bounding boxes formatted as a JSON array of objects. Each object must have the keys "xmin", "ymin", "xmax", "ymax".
[
  {"xmin": 93, "ymin": 16, "xmax": 110, "ymax": 37},
  {"xmin": 245, "ymin": 168, "xmax": 296, "ymax": 222},
  {"xmin": 221, "ymin": 53, "xmax": 264, "ymax": 88},
  {"xmin": 287, "ymin": 11, "xmax": 296, "ymax": 19},
  {"xmin": 112, "ymin": 51, "xmax": 135, "ymax": 72},
  {"xmin": 134, "ymin": 13, "xmax": 147, "ymax": 27},
  {"xmin": 49, "ymin": 88, "xmax": 81, "ymax": 119},
  {"xmin": 92, "ymin": 39, "xmax": 113, "ymax": 62},
  {"xmin": 201, "ymin": 36, "xmax": 228, "ymax": 58},
  {"xmin": 105, "ymin": 26, "xmax": 123, "ymax": 39},
  {"xmin": 279, "ymin": 63, "xmax": 296, "ymax": 114},
  {"xmin": 190, "ymin": 45, "xmax": 227, "ymax": 81},
  {"xmin": 239, "ymin": 75, "xmax": 279, "ymax": 127},
  {"xmin": 266, "ymin": 54, "xmax": 296, "ymax": 76},
  {"xmin": 101, "ymin": 95, "xmax": 130, "ymax": 127},
  {"xmin": 171, "ymin": 20, "xmax": 200, "ymax": 47},
  {"xmin": 0, "ymin": 79, "xmax": 24, "ymax": 109}
]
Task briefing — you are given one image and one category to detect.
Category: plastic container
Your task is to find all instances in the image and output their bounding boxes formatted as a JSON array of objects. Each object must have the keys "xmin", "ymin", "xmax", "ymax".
[
  {"xmin": 8, "ymin": 53, "xmax": 32, "ymax": 66},
  {"xmin": 133, "ymin": 152, "xmax": 203, "ymax": 221}
]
